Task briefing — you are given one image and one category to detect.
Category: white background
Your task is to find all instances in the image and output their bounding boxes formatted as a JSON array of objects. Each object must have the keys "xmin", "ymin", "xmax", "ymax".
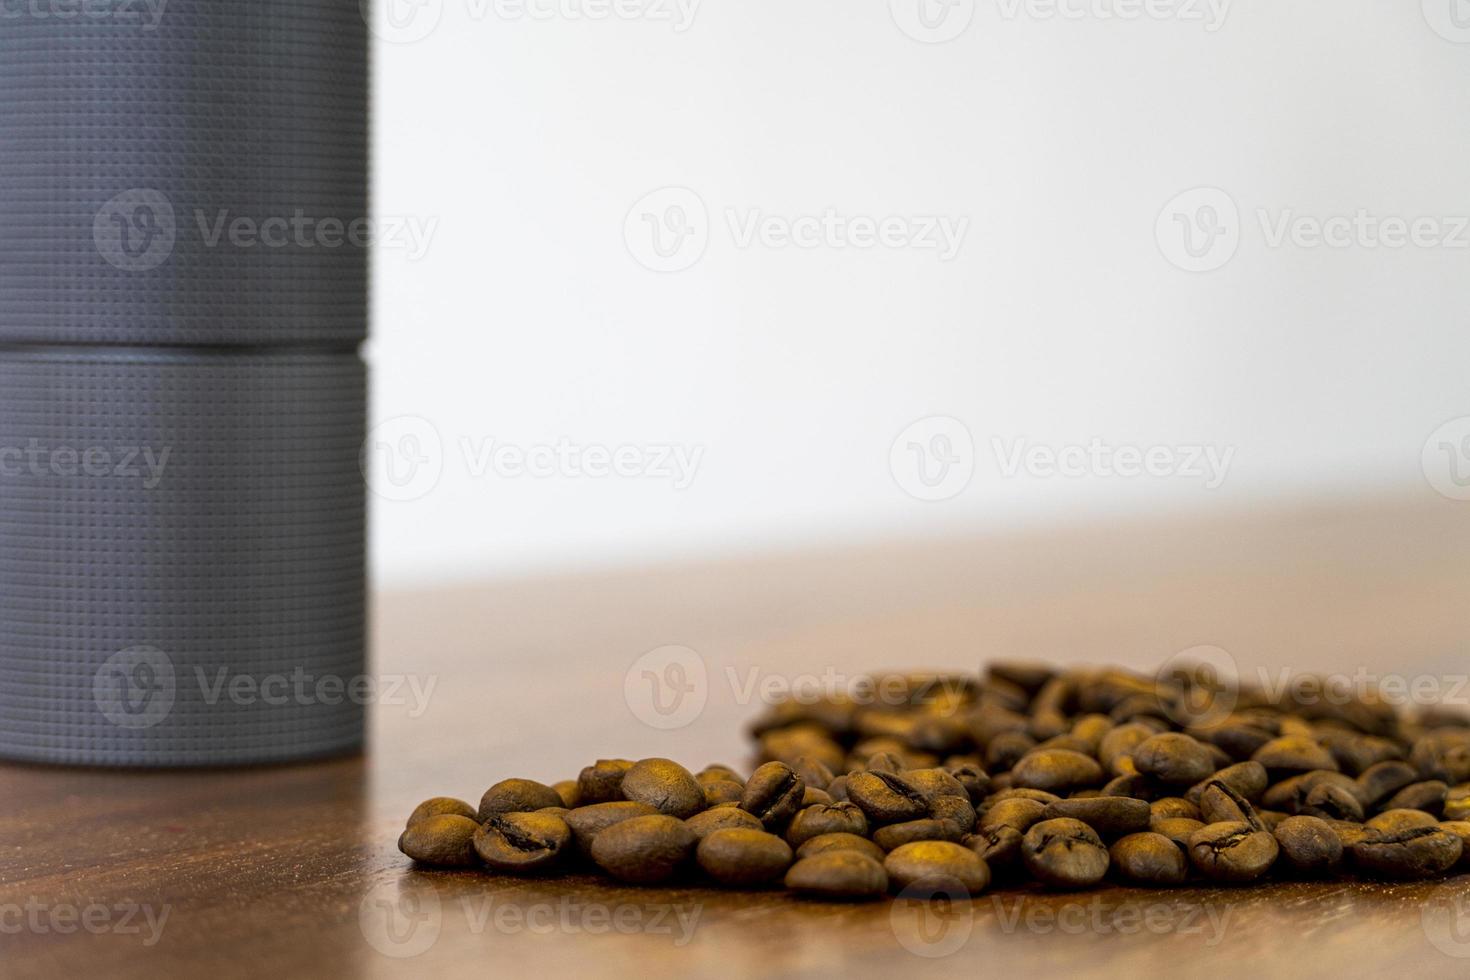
[{"xmin": 366, "ymin": 0, "xmax": 1470, "ymax": 587}]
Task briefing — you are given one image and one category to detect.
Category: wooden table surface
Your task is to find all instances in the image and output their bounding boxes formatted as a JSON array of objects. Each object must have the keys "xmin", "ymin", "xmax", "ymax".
[{"xmin": 5, "ymin": 495, "xmax": 1470, "ymax": 979}]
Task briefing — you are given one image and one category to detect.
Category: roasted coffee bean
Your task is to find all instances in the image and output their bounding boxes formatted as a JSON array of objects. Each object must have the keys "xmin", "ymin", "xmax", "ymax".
[
  {"xmin": 1300, "ymin": 783, "xmax": 1365, "ymax": 823},
  {"xmin": 1256, "ymin": 810, "xmax": 1288, "ymax": 832},
  {"xmin": 1102, "ymin": 774, "xmax": 1156, "ymax": 799},
  {"xmin": 564, "ymin": 801, "xmax": 660, "ymax": 856},
  {"xmin": 948, "ymin": 764, "xmax": 992, "ymax": 803},
  {"xmin": 1440, "ymin": 821, "xmax": 1470, "ymax": 867},
  {"xmin": 697, "ymin": 764, "xmax": 742, "ymax": 786},
  {"xmin": 1109, "ymin": 832, "xmax": 1188, "ymax": 885},
  {"xmin": 398, "ymin": 814, "xmax": 479, "ymax": 867},
  {"xmin": 784, "ymin": 851, "xmax": 889, "ymax": 900},
  {"xmin": 930, "ymin": 795, "xmax": 977, "ymax": 835},
  {"xmin": 1368, "ymin": 808, "xmax": 1440, "ymax": 834},
  {"xmin": 1036, "ymin": 734, "xmax": 1092, "ymax": 755},
  {"xmin": 1133, "ymin": 733, "xmax": 1215, "ymax": 785},
  {"xmin": 1446, "ymin": 785, "xmax": 1470, "ymax": 822},
  {"xmin": 786, "ymin": 802, "xmax": 868, "ymax": 848},
  {"xmin": 1041, "ymin": 797, "xmax": 1151, "ymax": 838},
  {"xmin": 1150, "ymin": 798, "xmax": 1202, "ymax": 822},
  {"xmin": 703, "ymin": 780, "xmax": 745, "ymax": 807},
  {"xmin": 1070, "ymin": 715, "xmax": 1114, "ymax": 754},
  {"xmin": 980, "ymin": 797, "xmax": 1047, "ymax": 833},
  {"xmin": 985, "ymin": 731, "xmax": 1038, "ymax": 772},
  {"xmin": 874, "ymin": 818, "xmax": 964, "ymax": 851},
  {"xmin": 1253, "ymin": 736, "xmax": 1338, "ymax": 775},
  {"xmin": 1152, "ymin": 817, "xmax": 1206, "ymax": 852},
  {"xmin": 620, "ymin": 759, "xmax": 706, "ymax": 820},
  {"xmin": 1099, "ymin": 723, "xmax": 1154, "ymax": 776},
  {"xmin": 903, "ymin": 767, "xmax": 968, "ymax": 800},
  {"xmin": 796, "ymin": 832, "xmax": 886, "ymax": 863},
  {"xmin": 988, "ymin": 787, "xmax": 1062, "ymax": 805},
  {"xmin": 577, "ymin": 760, "xmax": 634, "ymax": 805},
  {"xmin": 1188, "ymin": 822, "xmax": 1279, "ymax": 882},
  {"xmin": 988, "ymin": 660, "xmax": 1054, "ymax": 694},
  {"xmin": 1356, "ymin": 760, "xmax": 1420, "ymax": 808},
  {"xmin": 1382, "ymin": 780, "xmax": 1448, "ymax": 816},
  {"xmin": 685, "ymin": 806, "xmax": 764, "ymax": 840},
  {"xmin": 960, "ymin": 824, "xmax": 1020, "ymax": 872},
  {"xmin": 1022, "ymin": 818, "xmax": 1110, "ymax": 889},
  {"xmin": 863, "ymin": 751, "xmax": 907, "ymax": 774},
  {"xmin": 792, "ymin": 757, "xmax": 835, "ymax": 792},
  {"xmin": 590, "ymin": 814, "xmax": 698, "ymax": 884},
  {"xmin": 1321, "ymin": 732, "xmax": 1401, "ymax": 775},
  {"xmin": 885, "ymin": 841, "xmax": 991, "ymax": 895},
  {"xmin": 1186, "ymin": 761, "xmax": 1267, "ymax": 806},
  {"xmin": 1272, "ymin": 815, "xmax": 1343, "ymax": 876},
  {"xmin": 1199, "ymin": 779, "xmax": 1261, "ymax": 827},
  {"xmin": 826, "ymin": 775, "xmax": 849, "ymax": 801},
  {"xmin": 1351, "ymin": 825, "xmax": 1463, "ymax": 879},
  {"xmin": 740, "ymin": 762, "xmax": 807, "ymax": 828},
  {"xmin": 552, "ymin": 781, "xmax": 581, "ymax": 808},
  {"xmin": 1205, "ymin": 722, "xmax": 1275, "ymax": 761},
  {"xmin": 406, "ymin": 797, "xmax": 477, "ymax": 828},
  {"xmin": 801, "ymin": 788, "xmax": 834, "ymax": 807},
  {"xmin": 1010, "ymin": 750, "xmax": 1105, "ymax": 793},
  {"xmin": 846, "ymin": 770, "xmax": 931, "ymax": 824},
  {"xmin": 696, "ymin": 828, "xmax": 793, "ymax": 887},
  {"xmin": 1411, "ymin": 734, "xmax": 1470, "ymax": 784},
  {"xmin": 474, "ymin": 811, "xmax": 572, "ymax": 873},
  {"xmin": 478, "ymin": 779, "xmax": 565, "ymax": 823}
]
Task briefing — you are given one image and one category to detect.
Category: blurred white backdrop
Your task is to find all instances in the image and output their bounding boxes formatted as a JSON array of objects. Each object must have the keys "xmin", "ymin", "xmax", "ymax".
[{"xmin": 366, "ymin": 0, "xmax": 1470, "ymax": 586}]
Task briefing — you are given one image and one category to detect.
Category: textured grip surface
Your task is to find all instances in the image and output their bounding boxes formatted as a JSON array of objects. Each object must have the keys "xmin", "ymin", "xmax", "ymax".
[
  {"xmin": 0, "ymin": 0, "xmax": 369, "ymax": 346},
  {"xmin": 0, "ymin": 350, "xmax": 367, "ymax": 767}
]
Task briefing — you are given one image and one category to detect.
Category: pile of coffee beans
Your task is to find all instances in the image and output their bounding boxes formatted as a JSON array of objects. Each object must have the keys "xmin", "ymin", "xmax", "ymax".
[{"xmin": 399, "ymin": 663, "xmax": 1470, "ymax": 899}]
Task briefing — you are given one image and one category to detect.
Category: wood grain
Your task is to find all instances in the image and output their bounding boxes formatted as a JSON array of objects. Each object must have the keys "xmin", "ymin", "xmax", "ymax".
[{"xmin": 3, "ymin": 494, "xmax": 1470, "ymax": 979}]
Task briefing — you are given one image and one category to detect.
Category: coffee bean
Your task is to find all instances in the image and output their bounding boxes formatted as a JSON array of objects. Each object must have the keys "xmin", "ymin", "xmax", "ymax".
[
  {"xmin": 1367, "ymin": 807, "xmax": 1441, "ymax": 833},
  {"xmin": 697, "ymin": 828, "xmax": 793, "ymax": 887},
  {"xmin": 590, "ymin": 814, "xmax": 698, "ymax": 884},
  {"xmin": 406, "ymin": 797, "xmax": 476, "ymax": 828},
  {"xmin": 577, "ymin": 760, "xmax": 634, "ymax": 804},
  {"xmin": 703, "ymin": 780, "xmax": 745, "ymax": 807},
  {"xmin": 685, "ymin": 806, "xmax": 764, "ymax": 840},
  {"xmin": 1133, "ymin": 733, "xmax": 1215, "ymax": 785},
  {"xmin": 1272, "ymin": 815, "xmax": 1343, "ymax": 876},
  {"xmin": 1109, "ymin": 832, "xmax": 1188, "ymax": 885},
  {"xmin": 1446, "ymin": 785, "xmax": 1470, "ymax": 822},
  {"xmin": 1010, "ymin": 750, "xmax": 1105, "ymax": 793},
  {"xmin": 1323, "ymin": 818, "xmax": 1373, "ymax": 849},
  {"xmin": 1042, "ymin": 797, "xmax": 1151, "ymax": 838},
  {"xmin": 1440, "ymin": 821, "xmax": 1470, "ymax": 867},
  {"xmin": 801, "ymin": 788, "xmax": 833, "ymax": 807},
  {"xmin": 903, "ymin": 767, "xmax": 968, "ymax": 800},
  {"xmin": 1187, "ymin": 761, "xmax": 1267, "ymax": 806},
  {"xmin": 1022, "ymin": 818, "xmax": 1110, "ymax": 889},
  {"xmin": 846, "ymin": 770, "xmax": 931, "ymax": 824},
  {"xmin": 792, "ymin": 757, "xmax": 835, "ymax": 791},
  {"xmin": 1411, "ymin": 734, "xmax": 1470, "ymax": 784},
  {"xmin": 796, "ymin": 832, "xmax": 886, "ymax": 864},
  {"xmin": 930, "ymin": 795, "xmax": 977, "ymax": 835},
  {"xmin": 398, "ymin": 814, "xmax": 479, "ymax": 867},
  {"xmin": 1099, "ymin": 723, "xmax": 1154, "ymax": 776},
  {"xmin": 964, "ymin": 825, "xmax": 1024, "ymax": 873},
  {"xmin": 980, "ymin": 797, "xmax": 1047, "ymax": 833},
  {"xmin": 988, "ymin": 660, "xmax": 1054, "ymax": 694},
  {"xmin": 1350, "ymin": 825, "xmax": 1463, "ymax": 879},
  {"xmin": 785, "ymin": 802, "xmax": 868, "ymax": 848},
  {"xmin": 619, "ymin": 759, "xmax": 705, "ymax": 820},
  {"xmin": 1199, "ymin": 779, "xmax": 1262, "ymax": 828},
  {"xmin": 1187, "ymin": 822, "xmax": 1278, "ymax": 882},
  {"xmin": 737, "ymin": 761, "xmax": 807, "ymax": 828},
  {"xmin": 1150, "ymin": 798, "xmax": 1202, "ymax": 822},
  {"xmin": 1151, "ymin": 817, "xmax": 1206, "ymax": 852},
  {"xmin": 474, "ymin": 811, "xmax": 572, "ymax": 873},
  {"xmin": 1253, "ymin": 736, "xmax": 1338, "ymax": 776},
  {"xmin": 986, "ymin": 731, "xmax": 1038, "ymax": 771},
  {"xmin": 478, "ymin": 779, "xmax": 565, "ymax": 823},
  {"xmin": 1382, "ymin": 780, "xmax": 1448, "ymax": 816},
  {"xmin": 988, "ymin": 787, "xmax": 1062, "ymax": 805},
  {"xmin": 863, "ymin": 751, "xmax": 907, "ymax": 774},
  {"xmin": 1300, "ymin": 783, "xmax": 1364, "ymax": 823},
  {"xmin": 1205, "ymin": 722, "xmax": 1275, "ymax": 761},
  {"xmin": 784, "ymin": 851, "xmax": 889, "ymax": 900},
  {"xmin": 552, "ymin": 781, "xmax": 581, "ymax": 808},
  {"xmin": 885, "ymin": 841, "xmax": 991, "ymax": 895},
  {"xmin": 874, "ymin": 818, "xmax": 964, "ymax": 851},
  {"xmin": 697, "ymin": 764, "xmax": 743, "ymax": 785},
  {"xmin": 948, "ymin": 764, "xmax": 992, "ymax": 803},
  {"xmin": 564, "ymin": 801, "xmax": 660, "ymax": 856},
  {"xmin": 1356, "ymin": 760, "xmax": 1420, "ymax": 809}
]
